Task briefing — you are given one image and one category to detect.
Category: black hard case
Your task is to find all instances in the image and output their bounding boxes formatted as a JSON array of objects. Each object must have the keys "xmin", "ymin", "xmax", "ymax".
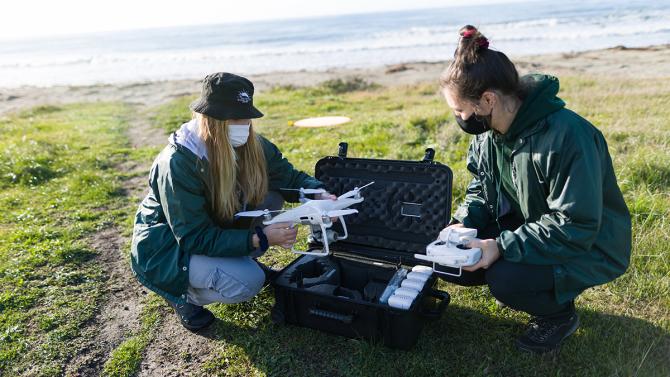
[{"xmin": 270, "ymin": 145, "xmax": 453, "ymax": 349}]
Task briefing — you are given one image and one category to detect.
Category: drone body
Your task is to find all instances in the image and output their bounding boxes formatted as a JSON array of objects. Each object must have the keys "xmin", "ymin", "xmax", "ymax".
[
  {"xmin": 264, "ymin": 197, "xmax": 363, "ymax": 225},
  {"xmin": 235, "ymin": 182, "xmax": 374, "ymax": 256}
]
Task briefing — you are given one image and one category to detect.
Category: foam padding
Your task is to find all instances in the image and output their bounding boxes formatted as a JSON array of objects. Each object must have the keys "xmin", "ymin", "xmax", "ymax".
[{"xmin": 315, "ymin": 156, "xmax": 453, "ymax": 254}]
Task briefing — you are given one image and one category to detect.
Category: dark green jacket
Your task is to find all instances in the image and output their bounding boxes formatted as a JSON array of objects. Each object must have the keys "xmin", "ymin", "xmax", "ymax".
[
  {"xmin": 453, "ymin": 74, "xmax": 631, "ymax": 304},
  {"xmin": 131, "ymin": 134, "xmax": 323, "ymax": 304}
]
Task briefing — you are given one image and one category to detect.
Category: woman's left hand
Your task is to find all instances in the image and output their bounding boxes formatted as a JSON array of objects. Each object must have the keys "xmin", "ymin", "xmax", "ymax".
[
  {"xmin": 462, "ymin": 238, "xmax": 501, "ymax": 271},
  {"xmin": 317, "ymin": 191, "xmax": 337, "ymax": 201},
  {"xmin": 317, "ymin": 192, "xmax": 339, "ymax": 222}
]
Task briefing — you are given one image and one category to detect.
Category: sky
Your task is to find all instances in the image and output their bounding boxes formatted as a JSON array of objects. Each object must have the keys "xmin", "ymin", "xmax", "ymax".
[{"xmin": 0, "ymin": 0, "xmax": 528, "ymax": 41}]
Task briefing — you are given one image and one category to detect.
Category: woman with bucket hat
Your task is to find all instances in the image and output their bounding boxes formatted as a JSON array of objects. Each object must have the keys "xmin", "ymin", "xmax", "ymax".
[{"xmin": 131, "ymin": 72, "xmax": 334, "ymax": 331}]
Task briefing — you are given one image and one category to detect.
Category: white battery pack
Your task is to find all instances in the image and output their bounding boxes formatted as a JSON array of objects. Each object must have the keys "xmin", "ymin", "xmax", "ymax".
[
  {"xmin": 388, "ymin": 294, "xmax": 414, "ymax": 310},
  {"xmin": 406, "ymin": 271, "xmax": 430, "ymax": 284},
  {"xmin": 400, "ymin": 278, "xmax": 425, "ymax": 291},
  {"xmin": 394, "ymin": 287, "xmax": 419, "ymax": 300},
  {"xmin": 411, "ymin": 265, "xmax": 434, "ymax": 276}
]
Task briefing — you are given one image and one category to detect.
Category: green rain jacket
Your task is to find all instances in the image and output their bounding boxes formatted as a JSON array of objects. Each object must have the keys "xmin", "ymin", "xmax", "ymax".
[
  {"xmin": 452, "ymin": 74, "xmax": 631, "ymax": 304},
  {"xmin": 131, "ymin": 133, "xmax": 323, "ymax": 304}
]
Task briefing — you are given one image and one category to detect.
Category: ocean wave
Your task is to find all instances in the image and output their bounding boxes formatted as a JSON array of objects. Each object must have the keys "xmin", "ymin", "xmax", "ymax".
[{"xmin": 1, "ymin": 0, "xmax": 669, "ymax": 87}]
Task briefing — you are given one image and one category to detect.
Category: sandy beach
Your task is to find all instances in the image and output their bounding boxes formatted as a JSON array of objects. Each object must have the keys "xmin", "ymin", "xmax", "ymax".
[{"xmin": 1, "ymin": 44, "xmax": 669, "ymax": 116}]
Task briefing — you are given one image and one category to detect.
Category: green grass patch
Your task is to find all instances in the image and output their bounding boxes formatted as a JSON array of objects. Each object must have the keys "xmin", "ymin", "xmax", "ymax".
[
  {"xmin": 2, "ymin": 72, "xmax": 668, "ymax": 376},
  {"xmin": 0, "ymin": 103, "xmax": 142, "ymax": 376},
  {"xmin": 150, "ymin": 75, "xmax": 669, "ymax": 376}
]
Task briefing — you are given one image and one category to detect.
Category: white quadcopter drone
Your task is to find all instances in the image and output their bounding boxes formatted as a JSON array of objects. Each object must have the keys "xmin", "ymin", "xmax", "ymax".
[
  {"xmin": 414, "ymin": 227, "xmax": 482, "ymax": 277},
  {"xmin": 235, "ymin": 182, "xmax": 375, "ymax": 256}
]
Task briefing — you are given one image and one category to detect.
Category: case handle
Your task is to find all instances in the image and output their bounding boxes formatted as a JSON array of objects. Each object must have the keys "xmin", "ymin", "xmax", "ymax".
[
  {"xmin": 422, "ymin": 148, "xmax": 435, "ymax": 163},
  {"xmin": 338, "ymin": 142, "xmax": 348, "ymax": 159},
  {"xmin": 420, "ymin": 288, "xmax": 450, "ymax": 320},
  {"xmin": 309, "ymin": 307, "xmax": 355, "ymax": 324}
]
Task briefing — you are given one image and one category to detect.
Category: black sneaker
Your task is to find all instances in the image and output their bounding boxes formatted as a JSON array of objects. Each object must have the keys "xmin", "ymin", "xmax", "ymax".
[
  {"xmin": 516, "ymin": 312, "xmax": 580, "ymax": 354},
  {"xmin": 167, "ymin": 300, "xmax": 215, "ymax": 331}
]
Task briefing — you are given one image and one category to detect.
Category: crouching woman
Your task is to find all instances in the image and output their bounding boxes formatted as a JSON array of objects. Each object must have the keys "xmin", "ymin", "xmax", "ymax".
[
  {"xmin": 438, "ymin": 26, "xmax": 632, "ymax": 353},
  {"xmin": 131, "ymin": 73, "xmax": 331, "ymax": 331}
]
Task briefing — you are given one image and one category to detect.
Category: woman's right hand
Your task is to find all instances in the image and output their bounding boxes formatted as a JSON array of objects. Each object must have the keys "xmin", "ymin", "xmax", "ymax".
[{"xmin": 263, "ymin": 222, "xmax": 298, "ymax": 249}]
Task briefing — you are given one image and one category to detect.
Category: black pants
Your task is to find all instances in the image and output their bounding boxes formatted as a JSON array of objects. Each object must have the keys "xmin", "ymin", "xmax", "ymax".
[{"xmin": 439, "ymin": 215, "xmax": 574, "ymax": 317}]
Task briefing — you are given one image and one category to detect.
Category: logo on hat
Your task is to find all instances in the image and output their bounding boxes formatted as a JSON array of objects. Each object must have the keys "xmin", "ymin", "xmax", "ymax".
[{"xmin": 237, "ymin": 91, "xmax": 251, "ymax": 104}]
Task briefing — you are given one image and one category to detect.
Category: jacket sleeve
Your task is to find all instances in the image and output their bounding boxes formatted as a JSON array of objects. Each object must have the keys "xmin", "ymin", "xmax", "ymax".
[
  {"xmin": 261, "ymin": 136, "xmax": 325, "ymax": 202},
  {"xmin": 498, "ymin": 126, "xmax": 604, "ymax": 264},
  {"xmin": 157, "ymin": 154, "xmax": 253, "ymax": 258},
  {"xmin": 452, "ymin": 138, "xmax": 493, "ymax": 229}
]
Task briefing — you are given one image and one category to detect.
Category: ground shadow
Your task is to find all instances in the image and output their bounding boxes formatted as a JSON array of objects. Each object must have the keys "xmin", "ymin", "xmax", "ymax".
[{"xmin": 193, "ymin": 291, "xmax": 669, "ymax": 377}]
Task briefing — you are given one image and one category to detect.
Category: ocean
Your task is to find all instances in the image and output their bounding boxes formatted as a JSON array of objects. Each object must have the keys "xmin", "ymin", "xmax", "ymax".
[{"xmin": 1, "ymin": 0, "xmax": 669, "ymax": 87}]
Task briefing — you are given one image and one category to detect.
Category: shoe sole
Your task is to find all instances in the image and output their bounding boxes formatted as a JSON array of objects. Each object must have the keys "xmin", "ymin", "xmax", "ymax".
[{"xmin": 516, "ymin": 315, "xmax": 581, "ymax": 354}]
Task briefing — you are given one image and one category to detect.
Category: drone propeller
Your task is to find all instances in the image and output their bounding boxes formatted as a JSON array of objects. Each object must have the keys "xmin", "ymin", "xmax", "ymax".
[
  {"xmin": 234, "ymin": 209, "xmax": 283, "ymax": 218},
  {"xmin": 280, "ymin": 187, "xmax": 327, "ymax": 195},
  {"xmin": 326, "ymin": 209, "xmax": 358, "ymax": 217},
  {"xmin": 337, "ymin": 181, "xmax": 375, "ymax": 200}
]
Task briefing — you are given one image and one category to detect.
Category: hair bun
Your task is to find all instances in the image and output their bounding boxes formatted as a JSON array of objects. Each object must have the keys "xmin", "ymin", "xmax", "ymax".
[
  {"xmin": 454, "ymin": 25, "xmax": 490, "ymax": 65},
  {"xmin": 477, "ymin": 36, "xmax": 489, "ymax": 49}
]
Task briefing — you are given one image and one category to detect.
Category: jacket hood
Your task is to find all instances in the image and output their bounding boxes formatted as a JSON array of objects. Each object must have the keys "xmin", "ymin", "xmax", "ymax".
[
  {"xmin": 504, "ymin": 74, "xmax": 566, "ymax": 140},
  {"xmin": 172, "ymin": 119, "xmax": 208, "ymax": 160}
]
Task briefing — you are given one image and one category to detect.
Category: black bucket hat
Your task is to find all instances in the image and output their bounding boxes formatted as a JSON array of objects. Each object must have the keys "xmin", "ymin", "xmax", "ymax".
[{"xmin": 190, "ymin": 72, "xmax": 264, "ymax": 120}]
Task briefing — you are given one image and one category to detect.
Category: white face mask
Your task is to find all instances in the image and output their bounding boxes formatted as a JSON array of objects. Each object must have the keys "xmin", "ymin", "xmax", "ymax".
[{"xmin": 228, "ymin": 124, "xmax": 251, "ymax": 147}]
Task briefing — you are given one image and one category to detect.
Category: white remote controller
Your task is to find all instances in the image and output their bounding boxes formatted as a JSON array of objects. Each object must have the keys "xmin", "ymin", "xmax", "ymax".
[{"xmin": 414, "ymin": 227, "xmax": 482, "ymax": 277}]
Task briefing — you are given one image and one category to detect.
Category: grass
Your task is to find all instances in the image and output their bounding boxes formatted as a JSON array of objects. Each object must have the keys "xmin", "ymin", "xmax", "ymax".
[
  {"xmin": 1, "ymin": 74, "xmax": 669, "ymax": 376},
  {"xmin": 0, "ymin": 103, "xmax": 148, "ymax": 375}
]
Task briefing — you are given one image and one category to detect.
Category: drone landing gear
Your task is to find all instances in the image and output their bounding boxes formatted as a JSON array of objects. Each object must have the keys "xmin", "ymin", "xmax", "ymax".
[{"xmin": 293, "ymin": 216, "xmax": 349, "ymax": 257}]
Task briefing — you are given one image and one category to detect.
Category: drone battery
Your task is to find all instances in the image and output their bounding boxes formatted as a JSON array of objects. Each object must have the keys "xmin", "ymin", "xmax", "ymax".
[
  {"xmin": 412, "ymin": 265, "xmax": 434, "ymax": 276},
  {"xmin": 271, "ymin": 144, "xmax": 453, "ymax": 349},
  {"xmin": 406, "ymin": 271, "xmax": 431, "ymax": 284},
  {"xmin": 401, "ymin": 278, "xmax": 425, "ymax": 291},
  {"xmin": 394, "ymin": 287, "xmax": 420, "ymax": 300},
  {"xmin": 388, "ymin": 294, "xmax": 415, "ymax": 310}
]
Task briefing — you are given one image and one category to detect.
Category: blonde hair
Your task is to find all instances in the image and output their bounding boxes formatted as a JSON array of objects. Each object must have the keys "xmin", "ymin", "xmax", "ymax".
[{"xmin": 195, "ymin": 113, "xmax": 268, "ymax": 224}]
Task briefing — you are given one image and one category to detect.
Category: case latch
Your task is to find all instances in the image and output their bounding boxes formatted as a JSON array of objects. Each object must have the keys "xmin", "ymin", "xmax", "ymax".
[
  {"xmin": 338, "ymin": 142, "xmax": 348, "ymax": 159},
  {"xmin": 422, "ymin": 148, "xmax": 435, "ymax": 163}
]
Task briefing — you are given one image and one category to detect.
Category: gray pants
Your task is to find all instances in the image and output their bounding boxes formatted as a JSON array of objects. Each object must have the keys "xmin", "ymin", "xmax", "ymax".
[{"xmin": 186, "ymin": 191, "xmax": 284, "ymax": 306}]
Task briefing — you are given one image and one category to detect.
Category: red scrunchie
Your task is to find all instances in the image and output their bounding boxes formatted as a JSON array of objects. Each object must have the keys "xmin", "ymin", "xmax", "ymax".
[{"xmin": 462, "ymin": 29, "xmax": 476, "ymax": 38}]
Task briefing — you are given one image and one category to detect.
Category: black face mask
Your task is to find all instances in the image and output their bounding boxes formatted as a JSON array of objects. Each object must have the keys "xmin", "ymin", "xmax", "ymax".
[
  {"xmin": 456, "ymin": 100, "xmax": 493, "ymax": 135},
  {"xmin": 455, "ymin": 111, "xmax": 491, "ymax": 135}
]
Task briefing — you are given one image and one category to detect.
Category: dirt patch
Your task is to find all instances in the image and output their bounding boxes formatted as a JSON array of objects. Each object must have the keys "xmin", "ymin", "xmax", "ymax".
[
  {"xmin": 136, "ymin": 322, "xmax": 219, "ymax": 377},
  {"xmin": 65, "ymin": 226, "xmax": 147, "ymax": 377},
  {"xmin": 64, "ymin": 107, "xmax": 220, "ymax": 376},
  {"xmin": 65, "ymin": 109, "xmax": 168, "ymax": 376},
  {"xmin": 126, "ymin": 105, "xmax": 171, "ymax": 150}
]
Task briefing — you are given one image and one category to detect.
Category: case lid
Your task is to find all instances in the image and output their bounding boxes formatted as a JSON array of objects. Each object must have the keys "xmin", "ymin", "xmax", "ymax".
[{"xmin": 314, "ymin": 144, "xmax": 453, "ymax": 265}]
